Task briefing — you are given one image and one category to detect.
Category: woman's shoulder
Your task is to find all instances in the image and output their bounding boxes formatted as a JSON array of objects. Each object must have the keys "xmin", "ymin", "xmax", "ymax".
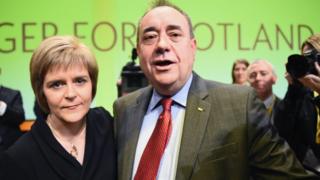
[
  {"xmin": 88, "ymin": 107, "xmax": 113, "ymax": 121},
  {"xmin": 5, "ymin": 133, "xmax": 35, "ymax": 157},
  {"xmin": 0, "ymin": 150, "xmax": 31, "ymax": 180},
  {"xmin": 87, "ymin": 107, "xmax": 113, "ymax": 133},
  {"xmin": 0, "ymin": 133, "xmax": 36, "ymax": 176}
]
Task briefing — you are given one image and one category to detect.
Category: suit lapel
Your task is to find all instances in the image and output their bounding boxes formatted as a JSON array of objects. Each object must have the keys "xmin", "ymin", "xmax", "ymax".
[
  {"xmin": 176, "ymin": 74, "xmax": 211, "ymax": 179},
  {"xmin": 121, "ymin": 87, "xmax": 153, "ymax": 180}
]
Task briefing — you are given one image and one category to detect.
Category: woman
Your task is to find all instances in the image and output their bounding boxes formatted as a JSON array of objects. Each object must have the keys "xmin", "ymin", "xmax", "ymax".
[
  {"xmin": 0, "ymin": 36, "xmax": 116, "ymax": 180},
  {"xmin": 274, "ymin": 33, "xmax": 320, "ymax": 175},
  {"xmin": 231, "ymin": 59, "xmax": 249, "ymax": 85}
]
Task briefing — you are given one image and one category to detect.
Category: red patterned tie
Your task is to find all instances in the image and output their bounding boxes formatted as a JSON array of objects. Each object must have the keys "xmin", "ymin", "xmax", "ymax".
[{"xmin": 134, "ymin": 98, "xmax": 173, "ymax": 180}]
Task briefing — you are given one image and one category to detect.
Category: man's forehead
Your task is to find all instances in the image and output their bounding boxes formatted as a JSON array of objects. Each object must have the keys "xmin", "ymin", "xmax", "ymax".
[
  {"xmin": 250, "ymin": 62, "xmax": 270, "ymax": 70},
  {"xmin": 140, "ymin": 6, "xmax": 187, "ymax": 29}
]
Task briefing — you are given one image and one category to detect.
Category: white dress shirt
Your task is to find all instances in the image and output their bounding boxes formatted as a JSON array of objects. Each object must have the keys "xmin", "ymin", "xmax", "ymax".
[
  {"xmin": 0, "ymin": 100, "xmax": 7, "ymax": 116},
  {"xmin": 132, "ymin": 74, "xmax": 193, "ymax": 180}
]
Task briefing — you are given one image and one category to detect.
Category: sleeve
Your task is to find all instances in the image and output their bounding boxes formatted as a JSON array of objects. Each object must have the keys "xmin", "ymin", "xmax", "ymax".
[
  {"xmin": 1, "ymin": 90, "xmax": 25, "ymax": 126},
  {"xmin": 246, "ymin": 89, "xmax": 318, "ymax": 179},
  {"xmin": 0, "ymin": 152, "xmax": 31, "ymax": 180}
]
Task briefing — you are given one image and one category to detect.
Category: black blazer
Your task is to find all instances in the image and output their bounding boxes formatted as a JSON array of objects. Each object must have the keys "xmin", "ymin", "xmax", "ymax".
[
  {"xmin": 0, "ymin": 107, "xmax": 116, "ymax": 180},
  {"xmin": 274, "ymin": 84, "xmax": 318, "ymax": 161},
  {"xmin": 0, "ymin": 85, "xmax": 25, "ymax": 151}
]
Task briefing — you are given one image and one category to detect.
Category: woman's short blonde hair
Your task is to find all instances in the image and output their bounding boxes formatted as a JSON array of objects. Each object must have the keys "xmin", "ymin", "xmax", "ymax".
[{"xmin": 30, "ymin": 35, "xmax": 98, "ymax": 113}]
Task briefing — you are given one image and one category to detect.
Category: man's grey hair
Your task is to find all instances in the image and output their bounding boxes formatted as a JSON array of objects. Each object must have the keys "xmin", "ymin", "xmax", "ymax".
[{"xmin": 248, "ymin": 59, "xmax": 277, "ymax": 78}]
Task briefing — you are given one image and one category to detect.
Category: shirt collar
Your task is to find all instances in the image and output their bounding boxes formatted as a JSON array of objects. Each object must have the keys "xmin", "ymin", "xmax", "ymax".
[
  {"xmin": 148, "ymin": 74, "xmax": 193, "ymax": 111},
  {"xmin": 263, "ymin": 94, "xmax": 274, "ymax": 109}
]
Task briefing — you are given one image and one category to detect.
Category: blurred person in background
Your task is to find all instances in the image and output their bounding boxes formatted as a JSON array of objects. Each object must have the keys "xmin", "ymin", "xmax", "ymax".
[
  {"xmin": 247, "ymin": 59, "xmax": 281, "ymax": 122},
  {"xmin": 0, "ymin": 84, "xmax": 25, "ymax": 152},
  {"xmin": 274, "ymin": 33, "xmax": 320, "ymax": 174},
  {"xmin": 231, "ymin": 59, "xmax": 250, "ymax": 85}
]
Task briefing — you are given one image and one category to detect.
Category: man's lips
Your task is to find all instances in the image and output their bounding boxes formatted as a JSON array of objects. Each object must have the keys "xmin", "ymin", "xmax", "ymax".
[
  {"xmin": 255, "ymin": 85, "xmax": 266, "ymax": 90},
  {"xmin": 153, "ymin": 60, "xmax": 175, "ymax": 66}
]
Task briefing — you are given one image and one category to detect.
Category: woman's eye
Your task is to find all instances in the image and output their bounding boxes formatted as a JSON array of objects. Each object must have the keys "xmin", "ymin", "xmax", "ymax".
[
  {"xmin": 49, "ymin": 81, "xmax": 64, "ymax": 89},
  {"xmin": 75, "ymin": 78, "xmax": 87, "ymax": 85}
]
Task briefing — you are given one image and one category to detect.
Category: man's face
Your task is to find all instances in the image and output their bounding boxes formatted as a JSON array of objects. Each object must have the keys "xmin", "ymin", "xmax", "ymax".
[
  {"xmin": 248, "ymin": 62, "xmax": 276, "ymax": 98},
  {"xmin": 137, "ymin": 6, "xmax": 196, "ymax": 96}
]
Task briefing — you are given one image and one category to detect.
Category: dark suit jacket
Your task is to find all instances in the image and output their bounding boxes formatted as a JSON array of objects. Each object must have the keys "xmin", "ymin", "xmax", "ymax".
[
  {"xmin": 274, "ymin": 84, "xmax": 320, "ymax": 169},
  {"xmin": 269, "ymin": 95, "xmax": 281, "ymax": 125},
  {"xmin": 0, "ymin": 85, "xmax": 25, "ymax": 151},
  {"xmin": 114, "ymin": 73, "xmax": 317, "ymax": 180},
  {"xmin": 0, "ymin": 107, "xmax": 116, "ymax": 180}
]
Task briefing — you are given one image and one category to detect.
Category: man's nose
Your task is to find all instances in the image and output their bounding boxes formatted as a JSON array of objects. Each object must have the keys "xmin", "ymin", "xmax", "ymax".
[
  {"xmin": 256, "ymin": 73, "xmax": 262, "ymax": 80},
  {"xmin": 155, "ymin": 34, "xmax": 170, "ymax": 54}
]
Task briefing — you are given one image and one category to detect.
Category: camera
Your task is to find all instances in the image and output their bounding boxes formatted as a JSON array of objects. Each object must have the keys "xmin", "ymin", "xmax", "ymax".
[
  {"xmin": 286, "ymin": 50, "xmax": 320, "ymax": 79},
  {"xmin": 117, "ymin": 48, "xmax": 148, "ymax": 97}
]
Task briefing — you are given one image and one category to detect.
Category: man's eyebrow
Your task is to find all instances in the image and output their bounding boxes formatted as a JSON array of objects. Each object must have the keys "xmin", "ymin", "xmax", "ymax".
[
  {"xmin": 167, "ymin": 25, "xmax": 182, "ymax": 31},
  {"xmin": 142, "ymin": 25, "xmax": 182, "ymax": 34},
  {"xmin": 142, "ymin": 27, "xmax": 157, "ymax": 34}
]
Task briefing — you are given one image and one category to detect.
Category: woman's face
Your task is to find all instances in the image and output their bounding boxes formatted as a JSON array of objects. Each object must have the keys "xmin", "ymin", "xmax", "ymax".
[
  {"xmin": 43, "ymin": 64, "xmax": 92, "ymax": 124},
  {"xmin": 302, "ymin": 44, "xmax": 312, "ymax": 55},
  {"xmin": 233, "ymin": 63, "xmax": 248, "ymax": 84}
]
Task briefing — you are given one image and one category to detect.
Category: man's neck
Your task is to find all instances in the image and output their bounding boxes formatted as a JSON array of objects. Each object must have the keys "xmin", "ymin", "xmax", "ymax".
[{"xmin": 258, "ymin": 91, "xmax": 273, "ymax": 101}]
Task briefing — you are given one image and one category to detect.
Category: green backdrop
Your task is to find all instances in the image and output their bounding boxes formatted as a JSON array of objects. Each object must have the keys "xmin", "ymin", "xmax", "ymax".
[{"xmin": 1, "ymin": 0, "xmax": 319, "ymax": 119}]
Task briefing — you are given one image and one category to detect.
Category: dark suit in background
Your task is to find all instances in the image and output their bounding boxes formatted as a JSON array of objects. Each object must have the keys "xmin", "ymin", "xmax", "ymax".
[
  {"xmin": 274, "ymin": 84, "xmax": 320, "ymax": 172},
  {"xmin": 0, "ymin": 85, "xmax": 25, "ymax": 152}
]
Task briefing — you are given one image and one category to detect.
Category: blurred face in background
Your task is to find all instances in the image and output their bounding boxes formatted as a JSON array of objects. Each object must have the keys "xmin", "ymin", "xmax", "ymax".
[
  {"xmin": 248, "ymin": 61, "xmax": 276, "ymax": 100},
  {"xmin": 233, "ymin": 62, "xmax": 248, "ymax": 85}
]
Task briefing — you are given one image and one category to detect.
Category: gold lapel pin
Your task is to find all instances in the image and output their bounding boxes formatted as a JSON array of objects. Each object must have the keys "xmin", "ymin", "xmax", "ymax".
[{"xmin": 197, "ymin": 107, "xmax": 204, "ymax": 112}]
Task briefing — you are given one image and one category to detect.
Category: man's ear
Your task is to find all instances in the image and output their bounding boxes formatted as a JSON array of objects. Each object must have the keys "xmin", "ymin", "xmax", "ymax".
[
  {"xmin": 191, "ymin": 38, "xmax": 197, "ymax": 50},
  {"xmin": 272, "ymin": 75, "xmax": 277, "ymax": 84}
]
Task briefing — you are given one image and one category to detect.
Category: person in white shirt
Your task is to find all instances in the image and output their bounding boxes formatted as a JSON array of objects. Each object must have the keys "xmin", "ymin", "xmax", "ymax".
[{"xmin": 0, "ymin": 85, "xmax": 25, "ymax": 151}]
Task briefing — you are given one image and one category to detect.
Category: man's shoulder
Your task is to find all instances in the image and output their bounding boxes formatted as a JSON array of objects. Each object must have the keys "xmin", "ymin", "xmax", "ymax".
[
  {"xmin": 115, "ymin": 86, "xmax": 152, "ymax": 107},
  {"xmin": 201, "ymin": 78, "xmax": 253, "ymax": 97}
]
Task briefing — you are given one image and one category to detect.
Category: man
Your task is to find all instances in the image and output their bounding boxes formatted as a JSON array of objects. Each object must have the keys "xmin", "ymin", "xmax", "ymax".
[
  {"xmin": 114, "ymin": 1, "xmax": 317, "ymax": 179},
  {"xmin": 0, "ymin": 85, "xmax": 25, "ymax": 152},
  {"xmin": 247, "ymin": 59, "xmax": 281, "ymax": 122}
]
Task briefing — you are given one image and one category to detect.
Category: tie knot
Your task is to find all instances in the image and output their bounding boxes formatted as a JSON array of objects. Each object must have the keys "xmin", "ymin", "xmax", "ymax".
[{"xmin": 161, "ymin": 98, "xmax": 173, "ymax": 111}]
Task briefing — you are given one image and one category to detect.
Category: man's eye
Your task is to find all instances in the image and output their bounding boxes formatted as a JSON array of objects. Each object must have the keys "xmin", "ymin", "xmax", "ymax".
[
  {"xmin": 171, "ymin": 33, "xmax": 180, "ymax": 37},
  {"xmin": 169, "ymin": 32, "xmax": 182, "ymax": 41},
  {"xmin": 143, "ymin": 34, "xmax": 157, "ymax": 41},
  {"xmin": 249, "ymin": 73, "xmax": 256, "ymax": 79},
  {"xmin": 144, "ymin": 35, "xmax": 155, "ymax": 40},
  {"xmin": 142, "ymin": 34, "xmax": 158, "ymax": 44}
]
